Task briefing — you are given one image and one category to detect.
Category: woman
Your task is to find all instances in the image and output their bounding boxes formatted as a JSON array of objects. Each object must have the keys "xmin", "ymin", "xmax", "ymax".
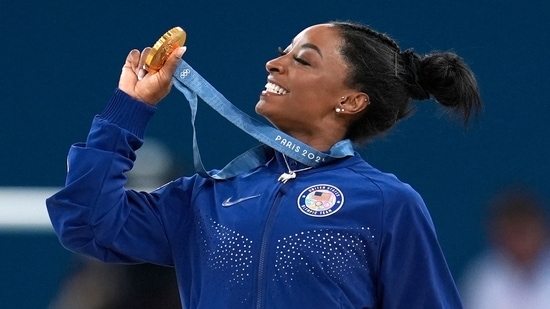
[{"xmin": 47, "ymin": 21, "xmax": 481, "ymax": 308}]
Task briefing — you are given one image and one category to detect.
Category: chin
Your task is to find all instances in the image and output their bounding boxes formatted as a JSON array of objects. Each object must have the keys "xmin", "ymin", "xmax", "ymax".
[
  {"xmin": 255, "ymin": 99, "xmax": 284, "ymax": 129},
  {"xmin": 254, "ymin": 101, "xmax": 263, "ymax": 115},
  {"xmin": 255, "ymin": 106, "xmax": 277, "ymax": 127},
  {"xmin": 255, "ymin": 100, "xmax": 270, "ymax": 117}
]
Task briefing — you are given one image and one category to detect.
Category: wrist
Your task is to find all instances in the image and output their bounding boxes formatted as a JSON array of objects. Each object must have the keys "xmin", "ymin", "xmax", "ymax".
[{"xmin": 99, "ymin": 89, "xmax": 157, "ymax": 139}]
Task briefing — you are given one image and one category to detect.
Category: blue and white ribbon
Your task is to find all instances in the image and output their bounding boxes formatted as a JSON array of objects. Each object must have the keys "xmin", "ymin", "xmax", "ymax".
[{"xmin": 171, "ymin": 60, "xmax": 355, "ymax": 179}]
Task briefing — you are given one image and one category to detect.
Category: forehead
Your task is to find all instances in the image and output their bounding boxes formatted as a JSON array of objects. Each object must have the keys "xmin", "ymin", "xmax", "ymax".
[{"xmin": 291, "ymin": 24, "xmax": 342, "ymax": 50}]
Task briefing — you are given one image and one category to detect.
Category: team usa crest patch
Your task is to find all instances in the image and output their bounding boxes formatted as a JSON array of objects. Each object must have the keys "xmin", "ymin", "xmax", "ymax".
[{"xmin": 297, "ymin": 184, "xmax": 344, "ymax": 217}]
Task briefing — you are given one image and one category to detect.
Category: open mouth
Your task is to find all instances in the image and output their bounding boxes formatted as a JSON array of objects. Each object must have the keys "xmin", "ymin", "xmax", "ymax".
[{"xmin": 264, "ymin": 82, "xmax": 288, "ymax": 95}]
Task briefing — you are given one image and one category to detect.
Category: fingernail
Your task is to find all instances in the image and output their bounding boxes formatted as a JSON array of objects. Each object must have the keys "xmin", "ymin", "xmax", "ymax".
[
  {"xmin": 138, "ymin": 68, "xmax": 146, "ymax": 80},
  {"xmin": 175, "ymin": 46, "xmax": 186, "ymax": 58}
]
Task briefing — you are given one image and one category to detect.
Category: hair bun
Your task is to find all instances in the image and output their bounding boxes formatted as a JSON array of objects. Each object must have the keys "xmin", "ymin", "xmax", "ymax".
[
  {"xmin": 413, "ymin": 51, "xmax": 481, "ymax": 124},
  {"xmin": 400, "ymin": 49, "xmax": 430, "ymax": 100}
]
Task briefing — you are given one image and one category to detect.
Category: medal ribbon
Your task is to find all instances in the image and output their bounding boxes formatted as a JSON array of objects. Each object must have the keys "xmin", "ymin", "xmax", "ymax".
[{"xmin": 171, "ymin": 60, "xmax": 355, "ymax": 179}]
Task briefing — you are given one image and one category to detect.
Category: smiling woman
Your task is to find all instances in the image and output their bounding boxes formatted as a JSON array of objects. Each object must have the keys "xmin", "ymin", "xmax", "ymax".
[
  {"xmin": 46, "ymin": 20, "xmax": 480, "ymax": 309},
  {"xmin": 256, "ymin": 24, "xmax": 360, "ymax": 149}
]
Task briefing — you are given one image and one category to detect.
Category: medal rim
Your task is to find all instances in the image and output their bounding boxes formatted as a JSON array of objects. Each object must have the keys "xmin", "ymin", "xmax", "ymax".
[{"xmin": 145, "ymin": 26, "xmax": 186, "ymax": 71}]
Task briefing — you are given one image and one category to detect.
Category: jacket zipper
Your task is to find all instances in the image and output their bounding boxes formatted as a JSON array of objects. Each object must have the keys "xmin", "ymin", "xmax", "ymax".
[{"xmin": 256, "ymin": 186, "xmax": 286, "ymax": 309}]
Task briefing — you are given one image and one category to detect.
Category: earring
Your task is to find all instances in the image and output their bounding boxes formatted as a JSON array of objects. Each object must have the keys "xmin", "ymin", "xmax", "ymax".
[{"xmin": 335, "ymin": 107, "xmax": 344, "ymax": 113}]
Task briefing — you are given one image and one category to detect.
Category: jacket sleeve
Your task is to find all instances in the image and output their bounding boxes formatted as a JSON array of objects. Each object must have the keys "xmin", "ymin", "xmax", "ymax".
[
  {"xmin": 46, "ymin": 89, "xmax": 180, "ymax": 265},
  {"xmin": 376, "ymin": 184, "xmax": 463, "ymax": 309}
]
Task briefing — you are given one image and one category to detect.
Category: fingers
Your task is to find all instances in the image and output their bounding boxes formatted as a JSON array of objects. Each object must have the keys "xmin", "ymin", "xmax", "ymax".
[
  {"xmin": 156, "ymin": 46, "xmax": 186, "ymax": 81},
  {"xmin": 137, "ymin": 47, "xmax": 151, "ymax": 80},
  {"xmin": 139, "ymin": 47, "xmax": 152, "ymax": 68},
  {"xmin": 122, "ymin": 49, "xmax": 140, "ymax": 72},
  {"xmin": 119, "ymin": 49, "xmax": 141, "ymax": 95},
  {"xmin": 118, "ymin": 46, "xmax": 186, "ymax": 106}
]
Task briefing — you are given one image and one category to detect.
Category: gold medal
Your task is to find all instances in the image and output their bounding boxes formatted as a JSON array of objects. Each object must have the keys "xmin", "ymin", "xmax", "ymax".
[{"xmin": 145, "ymin": 26, "xmax": 187, "ymax": 71}]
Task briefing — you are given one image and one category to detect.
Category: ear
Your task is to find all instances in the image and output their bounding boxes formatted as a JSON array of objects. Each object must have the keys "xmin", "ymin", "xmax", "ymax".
[{"xmin": 338, "ymin": 93, "xmax": 370, "ymax": 114}]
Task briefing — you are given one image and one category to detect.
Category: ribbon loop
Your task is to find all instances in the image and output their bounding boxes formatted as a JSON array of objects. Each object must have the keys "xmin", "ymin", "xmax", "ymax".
[{"xmin": 171, "ymin": 60, "xmax": 355, "ymax": 179}]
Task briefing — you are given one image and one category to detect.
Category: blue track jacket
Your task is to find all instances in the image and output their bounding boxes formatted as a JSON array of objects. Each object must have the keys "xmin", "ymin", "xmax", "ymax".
[{"xmin": 47, "ymin": 89, "xmax": 463, "ymax": 309}]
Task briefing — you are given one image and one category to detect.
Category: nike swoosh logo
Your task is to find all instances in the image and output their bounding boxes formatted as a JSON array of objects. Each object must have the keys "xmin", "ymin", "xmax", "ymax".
[{"xmin": 221, "ymin": 194, "xmax": 261, "ymax": 207}]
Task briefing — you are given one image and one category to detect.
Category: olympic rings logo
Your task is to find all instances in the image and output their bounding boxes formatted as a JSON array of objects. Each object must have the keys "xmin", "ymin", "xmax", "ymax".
[{"xmin": 180, "ymin": 69, "xmax": 191, "ymax": 79}]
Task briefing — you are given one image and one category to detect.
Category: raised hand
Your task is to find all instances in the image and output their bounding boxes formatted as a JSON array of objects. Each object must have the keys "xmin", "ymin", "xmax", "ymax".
[{"xmin": 118, "ymin": 46, "xmax": 186, "ymax": 105}]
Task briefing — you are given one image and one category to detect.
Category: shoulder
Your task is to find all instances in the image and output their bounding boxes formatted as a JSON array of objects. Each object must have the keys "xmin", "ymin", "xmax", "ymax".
[
  {"xmin": 344, "ymin": 154, "xmax": 433, "ymax": 232},
  {"xmin": 346, "ymin": 154, "xmax": 423, "ymax": 205}
]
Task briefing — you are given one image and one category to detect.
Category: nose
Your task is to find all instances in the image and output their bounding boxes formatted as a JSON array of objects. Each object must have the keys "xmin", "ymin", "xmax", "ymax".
[{"xmin": 266, "ymin": 57, "xmax": 285, "ymax": 74}]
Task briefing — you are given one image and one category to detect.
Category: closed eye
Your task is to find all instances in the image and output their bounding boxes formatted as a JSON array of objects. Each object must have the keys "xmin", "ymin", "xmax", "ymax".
[
  {"xmin": 293, "ymin": 55, "xmax": 309, "ymax": 65},
  {"xmin": 277, "ymin": 46, "xmax": 310, "ymax": 66}
]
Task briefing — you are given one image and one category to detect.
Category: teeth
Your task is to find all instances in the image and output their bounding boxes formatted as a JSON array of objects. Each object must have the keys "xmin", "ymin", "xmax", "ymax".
[{"xmin": 264, "ymin": 82, "xmax": 288, "ymax": 95}]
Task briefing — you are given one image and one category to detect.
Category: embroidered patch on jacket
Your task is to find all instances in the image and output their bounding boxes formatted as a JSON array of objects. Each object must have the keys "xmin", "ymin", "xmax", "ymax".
[{"xmin": 297, "ymin": 184, "xmax": 344, "ymax": 217}]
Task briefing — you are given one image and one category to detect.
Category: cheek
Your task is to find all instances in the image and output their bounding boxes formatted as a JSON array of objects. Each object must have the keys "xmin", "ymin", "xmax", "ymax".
[
  {"xmin": 298, "ymin": 82, "xmax": 341, "ymax": 109},
  {"xmin": 314, "ymin": 72, "xmax": 347, "ymax": 98}
]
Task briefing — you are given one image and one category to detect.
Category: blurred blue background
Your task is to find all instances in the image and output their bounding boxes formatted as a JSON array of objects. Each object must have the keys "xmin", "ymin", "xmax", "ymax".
[{"xmin": 1, "ymin": 0, "xmax": 549, "ymax": 307}]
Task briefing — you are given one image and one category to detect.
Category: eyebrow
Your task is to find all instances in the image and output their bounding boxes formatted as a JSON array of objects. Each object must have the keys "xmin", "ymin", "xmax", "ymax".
[{"xmin": 299, "ymin": 43, "xmax": 323, "ymax": 58}]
